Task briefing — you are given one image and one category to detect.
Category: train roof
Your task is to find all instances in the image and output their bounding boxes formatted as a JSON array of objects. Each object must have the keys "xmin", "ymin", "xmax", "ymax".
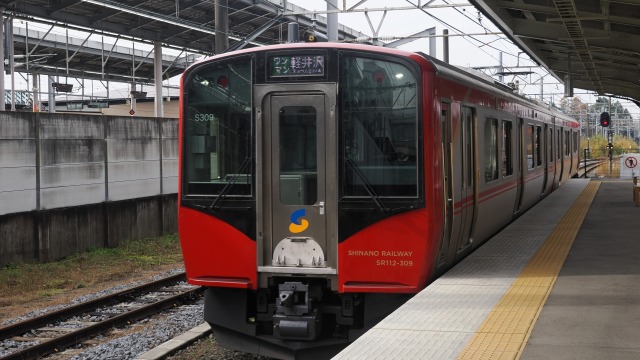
[
  {"xmin": 187, "ymin": 42, "xmax": 578, "ymax": 126},
  {"xmin": 189, "ymin": 42, "xmax": 416, "ymax": 67},
  {"xmin": 415, "ymin": 51, "xmax": 577, "ymax": 125}
]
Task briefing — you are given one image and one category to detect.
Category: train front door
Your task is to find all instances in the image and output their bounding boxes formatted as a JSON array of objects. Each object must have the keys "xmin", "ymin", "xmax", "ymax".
[{"xmin": 257, "ymin": 89, "xmax": 337, "ymax": 276}]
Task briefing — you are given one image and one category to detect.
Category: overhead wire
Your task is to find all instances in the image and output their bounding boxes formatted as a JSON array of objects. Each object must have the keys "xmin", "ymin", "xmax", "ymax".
[
  {"xmin": 415, "ymin": 2, "xmax": 561, "ymax": 105},
  {"xmin": 440, "ymin": 0, "xmax": 567, "ymax": 104},
  {"xmin": 441, "ymin": 0, "xmax": 525, "ymax": 59},
  {"xmin": 401, "ymin": 0, "xmax": 509, "ymax": 65}
]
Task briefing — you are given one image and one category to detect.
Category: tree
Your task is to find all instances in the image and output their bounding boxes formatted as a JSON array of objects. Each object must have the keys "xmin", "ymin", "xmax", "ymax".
[
  {"xmin": 559, "ymin": 97, "xmax": 587, "ymax": 119},
  {"xmin": 581, "ymin": 134, "xmax": 639, "ymax": 159},
  {"xmin": 589, "ymin": 97, "xmax": 631, "ymax": 120}
]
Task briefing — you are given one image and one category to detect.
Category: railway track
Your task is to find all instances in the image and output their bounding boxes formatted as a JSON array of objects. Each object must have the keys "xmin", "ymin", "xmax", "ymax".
[
  {"xmin": 578, "ymin": 159, "xmax": 606, "ymax": 178},
  {"xmin": 0, "ymin": 272, "xmax": 203, "ymax": 360}
]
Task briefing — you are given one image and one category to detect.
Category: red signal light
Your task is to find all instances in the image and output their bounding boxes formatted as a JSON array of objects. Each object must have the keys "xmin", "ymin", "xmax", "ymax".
[{"xmin": 600, "ymin": 112, "xmax": 610, "ymax": 127}]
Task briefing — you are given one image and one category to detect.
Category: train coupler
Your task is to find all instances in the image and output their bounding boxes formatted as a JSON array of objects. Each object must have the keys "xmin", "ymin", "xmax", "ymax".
[{"xmin": 273, "ymin": 282, "xmax": 322, "ymax": 340}]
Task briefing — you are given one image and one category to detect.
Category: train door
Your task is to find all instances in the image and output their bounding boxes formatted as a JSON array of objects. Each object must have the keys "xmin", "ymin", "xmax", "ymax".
[
  {"xmin": 557, "ymin": 128, "xmax": 563, "ymax": 182},
  {"xmin": 514, "ymin": 117, "xmax": 525, "ymax": 214},
  {"xmin": 542, "ymin": 124, "xmax": 549, "ymax": 194},
  {"xmin": 547, "ymin": 124, "xmax": 555, "ymax": 190},
  {"xmin": 454, "ymin": 106, "xmax": 475, "ymax": 260},
  {"xmin": 257, "ymin": 88, "xmax": 336, "ymax": 275},
  {"xmin": 568, "ymin": 130, "xmax": 574, "ymax": 174},
  {"xmin": 437, "ymin": 102, "xmax": 453, "ymax": 268}
]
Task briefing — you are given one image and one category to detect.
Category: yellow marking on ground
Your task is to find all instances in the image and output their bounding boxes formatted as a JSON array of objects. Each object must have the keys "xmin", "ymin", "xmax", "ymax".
[{"xmin": 457, "ymin": 181, "xmax": 600, "ymax": 360}]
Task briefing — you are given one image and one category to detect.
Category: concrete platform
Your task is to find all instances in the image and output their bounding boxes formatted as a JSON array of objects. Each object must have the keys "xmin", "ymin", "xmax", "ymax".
[
  {"xmin": 521, "ymin": 180, "xmax": 640, "ymax": 360},
  {"xmin": 334, "ymin": 179, "xmax": 640, "ymax": 359}
]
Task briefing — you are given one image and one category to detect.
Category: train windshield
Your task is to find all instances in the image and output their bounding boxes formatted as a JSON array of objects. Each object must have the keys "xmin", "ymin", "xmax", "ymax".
[
  {"xmin": 340, "ymin": 56, "xmax": 419, "ymax": 198},
  {"xmin": 183, "ymin": 58, "xmax": 252, "ymax": 196}
]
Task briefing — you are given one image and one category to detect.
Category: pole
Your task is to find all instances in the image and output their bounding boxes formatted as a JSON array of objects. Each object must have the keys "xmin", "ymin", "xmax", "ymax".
[
  {"xmin": 583, "ymin": 149, "xmax": 587, "ymax": 178},
  {"xmin": 498, "ymin": 52, "xmax": 503, "ymax": 83},
  {"xmin": 215, "ymin": 0, "xmax": 229, "ymax": 54},
  {"xmin": 48, "ymin": 75, "xmax": 55, "ymax": 113},
  {"xmin": 153, "ymin": 41, "xmax": 163, "ymax": 117},
  {"xmin": 584, "ymin": 137, "xmax": 588, "ymax": 178},
  {"xmin": 608, "ymin": 130, "xmax": 613, "ymax": 175},
  {"xmin": 443, "ymin": 29, "xmax": 449, "ymax": 63},
  {"xmin": 0, "ymin": 9, "xmax": 5, "ymax": 110},
  {"xmin": 9, "ymin": 14, "xmax": 14, "ymax": 111},
  {"xmin": 327, "ymin": 0, "xmax": 338, "ymax": 42},
  {"xmin": 287, "ymin": 22, "xmax": 299, "ymax": 42}
]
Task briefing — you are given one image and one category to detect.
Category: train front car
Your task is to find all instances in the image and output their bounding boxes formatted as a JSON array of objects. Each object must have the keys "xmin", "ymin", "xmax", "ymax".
[{"xmin": 178, "ymin": 43, "xmax": 440, "ymax": 359}]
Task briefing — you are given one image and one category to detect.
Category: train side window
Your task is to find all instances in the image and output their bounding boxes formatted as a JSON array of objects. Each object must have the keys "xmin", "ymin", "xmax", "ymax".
[
  {"xmin": 484, "ymin": 118, "xmax": 498, "ymax": 182},
  {"xmin": 548, "ymin": 128, "xmax": 553, "ymax": 162},
  {"xmin": 557, "ymin": 129, "xmax": 562, "ymax": 160},
  {"xmin": 340, "ymin": 55, "xmax": 419, "ymax": 197},
  {"xmin": 526, "ymin": 125, "xmax": 534, "ymax": 169},
  {"xmin": 536, "ymin": 126, "xmax": 542, "ymax": 167},
  {"xmin": 573, "ymin": 132, "xmax": 578, "ymax": 153},
  {"xmin": 501, "ymin": 120, "xmax": 513, "ymax": 177},
  {"xmin": 565, "ymin": 130, "xmax": 570, "ymax": 156},
  {"xmin": 465, "ymin": 109, "xmax": 474, "ymax": 188}
]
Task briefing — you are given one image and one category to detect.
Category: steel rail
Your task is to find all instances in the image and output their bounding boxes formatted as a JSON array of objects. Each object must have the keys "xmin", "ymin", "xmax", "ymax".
[
  {"xmin": 0, "ymin": 272, "xmax": 202, "ymax": 360},
  {"xmin": 0, "ymin": 272, "xmax": 187, "ymax": 339},
  {"xmin": 578, "ymin": 159, "xmax": 606, "ymax": 177}
]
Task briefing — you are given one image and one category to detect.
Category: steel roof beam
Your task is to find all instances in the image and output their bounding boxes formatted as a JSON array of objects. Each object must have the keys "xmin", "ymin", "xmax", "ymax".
[
  {"xmin": 89, "ymin": 0, "xmax": 148, "ymax": 23},
  {"xmin": 49, "ymin": 0, "xmax": 83, "ymax": 16},
  {"xmin": 225, "ymin": 13, "xmax": 284, "ymax": 52}
]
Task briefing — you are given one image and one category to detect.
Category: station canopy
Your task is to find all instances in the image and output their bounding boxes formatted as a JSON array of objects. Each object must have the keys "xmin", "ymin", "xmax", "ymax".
[
  {"xmin": 2, "ymin": 0, "xmax": 368, "ymax": 84},
  {"xmin": 471, "ymin": 0, "xmax": 640, "ymax": 105},
  {"xmin": 6, "ymin": 0, "xmax": 639, "ymax": 105}
]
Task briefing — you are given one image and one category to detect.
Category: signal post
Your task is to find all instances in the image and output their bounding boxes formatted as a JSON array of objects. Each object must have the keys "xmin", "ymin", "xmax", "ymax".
[{"xmin": 600, "ymin": 112, "xmax": 614, "ymax": 172}]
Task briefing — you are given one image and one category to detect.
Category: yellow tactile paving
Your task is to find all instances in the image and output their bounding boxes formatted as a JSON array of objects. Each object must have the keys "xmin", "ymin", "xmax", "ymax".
[{"xmin": 457, "ymin": 181, "xmax": 600, "ymax": 360}]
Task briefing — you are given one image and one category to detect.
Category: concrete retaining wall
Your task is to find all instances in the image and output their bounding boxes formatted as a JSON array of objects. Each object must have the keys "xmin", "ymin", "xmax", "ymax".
[{"xmin": 0, "ymin": 111, "xmax": 179, "ymax": 266}]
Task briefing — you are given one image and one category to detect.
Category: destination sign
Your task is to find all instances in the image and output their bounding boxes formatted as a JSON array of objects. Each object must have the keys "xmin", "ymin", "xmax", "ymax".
[{"xmin": 269, "ymin": 55, "xmax": 325, "ymax": 77}]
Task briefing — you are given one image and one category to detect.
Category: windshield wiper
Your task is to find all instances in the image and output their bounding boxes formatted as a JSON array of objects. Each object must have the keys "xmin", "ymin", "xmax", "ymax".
[
  {"xmin": 208, "ymin": 157, "xmax": 252, "ymax": 210},
  {"xmin": 345, "ymin": 158, "xmax": 388, "ymax": 212}
]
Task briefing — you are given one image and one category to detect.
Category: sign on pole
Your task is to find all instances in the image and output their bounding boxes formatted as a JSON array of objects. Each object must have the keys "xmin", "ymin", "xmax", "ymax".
[{"xmin": 620, "ymin": 154, "xmax": 640, "ymax": 177}]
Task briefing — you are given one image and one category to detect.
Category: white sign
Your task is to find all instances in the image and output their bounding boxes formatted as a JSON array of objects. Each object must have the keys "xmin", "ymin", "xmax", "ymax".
[{"xmin": 620, "ymin": 154, "xmax": 640, "ymax": 177}]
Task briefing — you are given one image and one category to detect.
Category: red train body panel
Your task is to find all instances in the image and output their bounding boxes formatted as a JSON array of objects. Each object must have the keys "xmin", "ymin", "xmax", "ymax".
[
  {"xmin": 338, "ymin": 209, "xmax": 434, "ymax": 293},
  {"xmin": 179, "ymin": 207, "xmax": 257, "ymax": 289},
  {"xmin": 178, "ymin": 43, "xmax": 579, "ymax": 359}
]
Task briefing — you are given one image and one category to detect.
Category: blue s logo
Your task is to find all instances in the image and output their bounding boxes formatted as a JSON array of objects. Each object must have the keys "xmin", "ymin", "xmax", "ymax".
[{"xmin": 289, "ymin": 209, "xmax": 309, "ymax": 233}]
